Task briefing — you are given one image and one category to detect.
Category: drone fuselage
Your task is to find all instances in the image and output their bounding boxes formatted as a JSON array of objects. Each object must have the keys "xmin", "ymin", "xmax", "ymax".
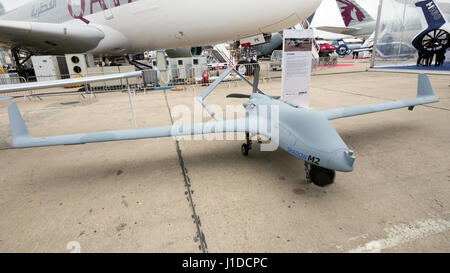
[{"xmin": 245, "ymin": 94, "xmax": 355, "ymax": 172}]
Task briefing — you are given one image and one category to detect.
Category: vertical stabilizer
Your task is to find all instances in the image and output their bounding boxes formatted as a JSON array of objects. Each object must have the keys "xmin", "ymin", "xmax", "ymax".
[
  {"xmin": 415, "ymin": 0, "xmax": 447, "ymax": 28},
  {"xmin": 417, "ymin": 74, "xmax": 436, "ymax": 98},
  {"xmin": 336, "ymin": 0, "xmax": 374, "ymax": 27},
  {"xmin": 8, "ymin": 103, "xmax": 30, "ymax": 139}
]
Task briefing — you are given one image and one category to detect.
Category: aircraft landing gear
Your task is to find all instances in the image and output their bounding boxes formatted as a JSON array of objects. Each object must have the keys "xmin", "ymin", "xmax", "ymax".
[
  {"xmin": 241, "ymin": 133, "xmax": 252, "ymax": 156},
  {"xmin": 304, "ymin": 162, "xmax": 336, "ymax": 187}
]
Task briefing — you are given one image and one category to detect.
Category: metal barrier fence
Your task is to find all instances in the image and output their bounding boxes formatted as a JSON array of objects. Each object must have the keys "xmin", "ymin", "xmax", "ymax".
[
  {"xmin": 0, "ymin": 57, "xmax": 348, "ymax": 99},
  {"xmin": 0, "ymin": 74, "xmax": 26, "ymax": 86}
]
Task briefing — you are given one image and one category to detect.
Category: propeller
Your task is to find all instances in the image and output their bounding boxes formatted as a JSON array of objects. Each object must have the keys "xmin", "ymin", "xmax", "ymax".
[
  {"xmin": 226, "ymin": 65, "xmax": 262, "ymax": 99},
  {"xmin": 225, "ymin": 65, "xmax": 281, "ymax": 100},
  {"xmin": 226, "ymin": 93, "xmax": 280, "ymax": 100},
  {"xmin": 226, "ymin": 94, "xmax": 251, "ymax": 99}
]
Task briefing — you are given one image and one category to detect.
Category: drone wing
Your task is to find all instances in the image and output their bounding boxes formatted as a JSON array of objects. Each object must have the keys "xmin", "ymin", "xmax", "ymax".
[
  {"xmin": 7, "ymin": 102, "xmax": 250, "ymax": 148},
  {"xmin": 322, "ymin": 74, "xmax": 439, "ymax": 120}
]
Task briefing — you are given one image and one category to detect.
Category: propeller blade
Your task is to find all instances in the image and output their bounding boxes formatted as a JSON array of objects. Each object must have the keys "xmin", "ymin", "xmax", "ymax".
[{"xmin": 226, "ymin": 93, "xmax": 251, "ymax": 99}]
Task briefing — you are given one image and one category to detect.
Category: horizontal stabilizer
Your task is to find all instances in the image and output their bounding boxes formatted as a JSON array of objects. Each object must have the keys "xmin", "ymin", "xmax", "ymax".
[
  {"xmin": 322, "ymin": 74, "xmax": 439, "ymax": 120},
  {"xmin": 315, "ymin": 26, "xmax": 361, "ymax": 35}
]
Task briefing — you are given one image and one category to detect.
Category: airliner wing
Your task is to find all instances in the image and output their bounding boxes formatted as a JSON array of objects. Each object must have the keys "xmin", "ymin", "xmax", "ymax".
[
  {"xmin": 0, "ymin": 20, "xmax": 105, "ymax": 54},
  {"xmin": 8, "ymin": 102, "xmax": 250, "ymax": 148},
  {"xmin": 322, "ymin": 74, "xmax": 439, "ymax": 120},
  {"xmin": 315, "ymin": 26, "xmax": 361, "ymax": 35}
]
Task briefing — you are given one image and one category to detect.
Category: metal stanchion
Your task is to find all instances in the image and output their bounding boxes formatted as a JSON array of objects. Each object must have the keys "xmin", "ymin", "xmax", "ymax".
[{"xmin": 126, "ymin": 79, "xmax": 137, "ymax": 129}]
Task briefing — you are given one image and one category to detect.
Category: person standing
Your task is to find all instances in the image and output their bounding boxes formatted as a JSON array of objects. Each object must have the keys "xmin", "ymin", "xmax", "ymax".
[
  {"xmin": 436, "ymin": 51, "xmax": 445, "ymax": 67},
  {"xmin": 427, "ymin": 53, "xmax": 434, "ymax": 66},
  {"xmin": 417, "ymin": 51, "xmax": 423, "ymax": 66}
]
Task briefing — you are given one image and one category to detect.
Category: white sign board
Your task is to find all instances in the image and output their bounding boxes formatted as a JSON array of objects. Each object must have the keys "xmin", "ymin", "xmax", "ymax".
[{"xmin": 281, "ymin": 29, "xmax": 313, "ymax": 107}]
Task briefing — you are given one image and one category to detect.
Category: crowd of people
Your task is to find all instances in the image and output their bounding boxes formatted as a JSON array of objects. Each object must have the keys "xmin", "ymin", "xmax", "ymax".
[{"xmin": 417, "ymin": 51, "xmax": 446, "ymax": 67}]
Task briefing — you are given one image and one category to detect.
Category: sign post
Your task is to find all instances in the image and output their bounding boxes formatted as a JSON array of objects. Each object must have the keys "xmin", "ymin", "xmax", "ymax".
[{"xmin": 282, "ymin": 29, "xmax": 313, "ymax": 107}]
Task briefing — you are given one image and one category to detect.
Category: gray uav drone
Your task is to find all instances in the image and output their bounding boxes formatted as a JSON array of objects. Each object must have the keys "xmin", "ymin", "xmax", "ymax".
[{"xmin": 7, "ymin": 67, "xmax": 439, "ymax": 187}]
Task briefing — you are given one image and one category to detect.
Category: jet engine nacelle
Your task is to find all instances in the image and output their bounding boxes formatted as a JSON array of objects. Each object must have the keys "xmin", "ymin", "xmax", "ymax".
[
  {"xmin": 165, "ymin": 47, "xmax": 203, "ymax": 58},
  {"xmin": 412, "ymin": 0, "xmax": 450, "ymax": 54}
]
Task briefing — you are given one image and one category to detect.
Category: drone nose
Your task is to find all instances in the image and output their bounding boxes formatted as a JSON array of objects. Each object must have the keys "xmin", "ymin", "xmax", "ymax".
[{"xmin": 328, "ymin": 150, "xmax": 355, "ymax": 172}]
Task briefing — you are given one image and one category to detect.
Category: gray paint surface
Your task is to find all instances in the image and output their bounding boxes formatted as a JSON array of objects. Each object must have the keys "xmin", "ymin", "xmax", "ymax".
[{"xmin": 7, "ymin": 72, "xmax": 439, "ymax": 173}]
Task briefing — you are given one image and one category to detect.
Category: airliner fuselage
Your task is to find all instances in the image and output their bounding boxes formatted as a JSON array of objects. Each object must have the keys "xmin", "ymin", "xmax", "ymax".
[{"xmin": 0, "ymin": 0, "xmax": 322, "ymax": 55}]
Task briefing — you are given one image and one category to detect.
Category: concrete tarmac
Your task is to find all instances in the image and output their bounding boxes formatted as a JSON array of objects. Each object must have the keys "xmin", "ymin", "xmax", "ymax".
[{"xmin": 0, "ymin": 71, "xmax": 449, "ymax": 252}]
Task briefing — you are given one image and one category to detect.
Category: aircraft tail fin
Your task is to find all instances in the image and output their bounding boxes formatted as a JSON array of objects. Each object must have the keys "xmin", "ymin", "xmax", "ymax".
[
  {"xmin": 415, "ymin": 0, "xmax": 448, "ymax": 27},
  {"xmin": 417, "ymin": 74, "xmax": 436, "ymax": 98},
  {"xmin": 336, "ymin": 0, "xmax": 374, "ymax": 27},
  {"xmin": 8, "ymin": 103, "xmax": 31, "ymax": 142}
]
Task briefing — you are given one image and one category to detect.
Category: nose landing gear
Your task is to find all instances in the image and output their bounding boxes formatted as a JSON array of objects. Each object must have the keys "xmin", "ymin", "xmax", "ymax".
[{"xmin": 304, "ymin": 162, "xmax": 336, "ymax": 187}]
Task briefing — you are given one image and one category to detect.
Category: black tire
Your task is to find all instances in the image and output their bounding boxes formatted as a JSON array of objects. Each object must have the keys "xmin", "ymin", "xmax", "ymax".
[
  {"xmin": 310, "ymin": 165, "xmax": 335, "ymax": 187},
  {"xmin": 241, "ymin": 144, "xmax": 249, "ymax": 156}
]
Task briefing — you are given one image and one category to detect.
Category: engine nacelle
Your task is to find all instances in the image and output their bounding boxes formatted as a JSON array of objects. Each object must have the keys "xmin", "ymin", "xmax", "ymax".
[{"xmin": 165, "ymin": 47, "xmax": 203, "ymax": 58}]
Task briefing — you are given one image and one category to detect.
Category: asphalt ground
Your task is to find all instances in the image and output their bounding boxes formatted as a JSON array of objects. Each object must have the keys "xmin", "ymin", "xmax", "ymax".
[{"xmin": 0, "ymin": 71, "xmax": 449, "ymax": 252}]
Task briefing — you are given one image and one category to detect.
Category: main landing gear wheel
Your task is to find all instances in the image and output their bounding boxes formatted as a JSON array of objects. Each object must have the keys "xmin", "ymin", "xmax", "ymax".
[
  {"xmin": 305, "ymin": 163, "xmax": 336, "ymax": 187},
  {"xmin": 241, "ymin": 133, "xmax": 252, "ymax": 156},
  {"xmin": 241, "ymin": 144, "xmax": 249, "ymax": 156}
]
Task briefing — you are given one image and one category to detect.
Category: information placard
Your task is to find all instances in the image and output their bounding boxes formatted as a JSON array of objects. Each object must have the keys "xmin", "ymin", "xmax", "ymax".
[{"xmin": 281, "ymin": 29, "xmax": 313, "ymax": 107}]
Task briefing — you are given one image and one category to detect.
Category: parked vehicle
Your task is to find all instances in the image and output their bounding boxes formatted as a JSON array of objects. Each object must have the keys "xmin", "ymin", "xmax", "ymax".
[{"xmin": 270, "ymin": 50, "xmax": 282, "ymax": 71}]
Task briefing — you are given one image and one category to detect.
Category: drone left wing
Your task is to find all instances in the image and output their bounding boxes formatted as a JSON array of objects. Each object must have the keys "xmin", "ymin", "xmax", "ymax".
[
  {"xmin": 8, "ymin": 102, "xmax": 250, "ymax": 148},
  {"xmin": 322, "ymin": 74, "xmax": 439, "ymax": 120}
]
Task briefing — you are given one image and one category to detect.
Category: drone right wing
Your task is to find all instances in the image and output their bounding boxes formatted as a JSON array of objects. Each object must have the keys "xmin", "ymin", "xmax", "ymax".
[{"xmin": 321, "ymin": 74, "xmax": 439, "ymax": 120}]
